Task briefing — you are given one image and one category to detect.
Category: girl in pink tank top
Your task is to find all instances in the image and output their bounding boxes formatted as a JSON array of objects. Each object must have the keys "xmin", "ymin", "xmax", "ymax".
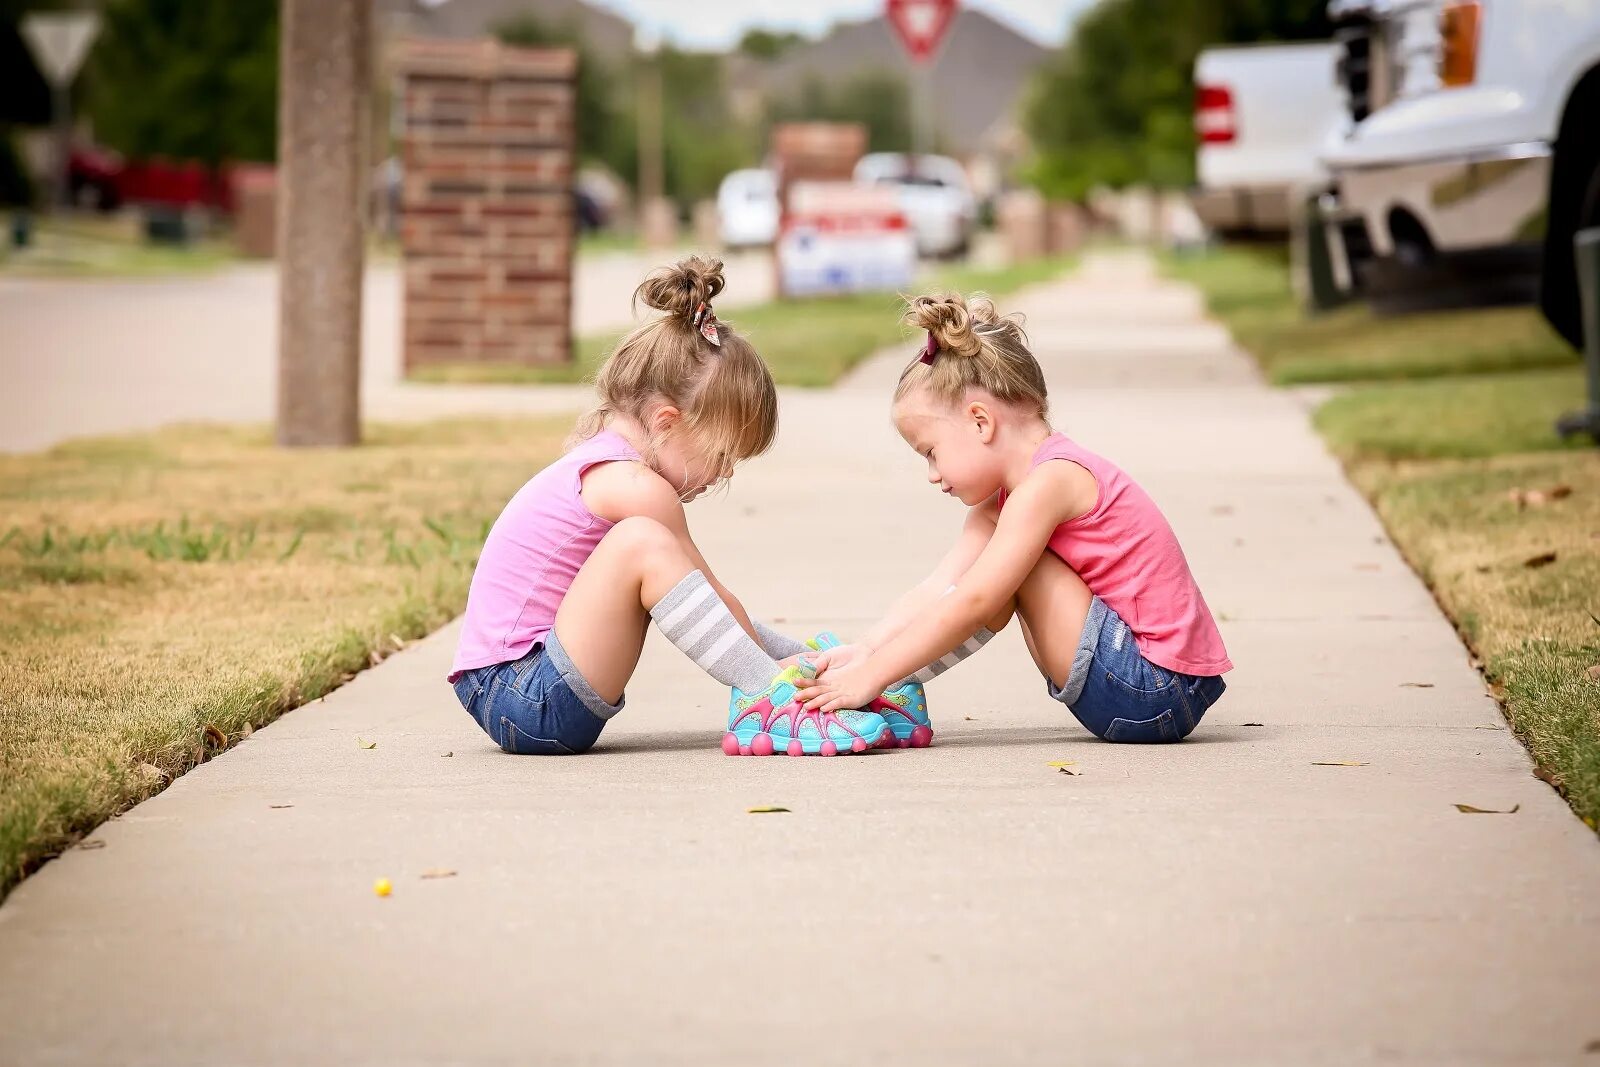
[
  {"xmin": 448, "ymin": 256, "xmax": 894, "ymax": 758},
  {"xmin": 800, "ymin": 291, "xmax": 1231, "ymax": 744}
]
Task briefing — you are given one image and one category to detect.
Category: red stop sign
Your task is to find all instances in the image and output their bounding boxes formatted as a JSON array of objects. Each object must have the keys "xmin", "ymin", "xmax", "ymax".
[{"xmin": 886, "ymin": 0, "xmax": 958, "ymax": 64}]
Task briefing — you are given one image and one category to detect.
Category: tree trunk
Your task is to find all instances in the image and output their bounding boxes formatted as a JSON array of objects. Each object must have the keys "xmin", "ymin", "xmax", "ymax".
[{"xmin": 275, "ymin": 0, "xmax": 369, "ymax": 448}]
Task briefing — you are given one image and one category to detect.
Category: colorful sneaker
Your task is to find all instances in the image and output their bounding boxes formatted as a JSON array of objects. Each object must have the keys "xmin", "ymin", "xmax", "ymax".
[
  {"xmin": 722, "ymin": 665, "xmax": 890, "ymax": 757},
  {"xmin": 807, "ymin": 633, "xmax": 935, "ymax": 749}
]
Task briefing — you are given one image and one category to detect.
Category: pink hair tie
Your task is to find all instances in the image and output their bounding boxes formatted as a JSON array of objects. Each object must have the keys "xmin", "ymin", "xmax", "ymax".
[{"xmin": 919, "ymin": 332, "xmax": 938, "ymax": 365}]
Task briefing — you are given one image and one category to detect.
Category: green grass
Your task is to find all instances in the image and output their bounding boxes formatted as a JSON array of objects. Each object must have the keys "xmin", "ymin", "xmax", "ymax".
[
  {"xmin": 411, "ymin": 255, "xmax": 1078, "ymax": 388},
  {"xmin": 1315, "ymin": 368, "xmax": 1591, "ymax": 460},
  {"xmin": 0, "ymin": 418, "xmax": 567, "ymax": 902},
  {"xmin": 0, "ymin": 214, "xmax": 238, "ymax": 278},
  {"xmin": 1172, "ymin": 241, "xmax": 1599, "ymax": 831},
  {"xmin": 1167, "ymin": 245, "xmax": 1577, "ymax": 385},
  {"xmin": 1349, "ymin": 453, "xmax": 1600, "ymax": 830}
]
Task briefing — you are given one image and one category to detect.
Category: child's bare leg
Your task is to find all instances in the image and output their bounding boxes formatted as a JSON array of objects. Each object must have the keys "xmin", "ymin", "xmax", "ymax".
[
  {"xmin": 1013, "ymin": 548, "xmax": 1095, "ymax": 690},
  {"xmin": 553, "ymin": 516, "xmax": 698, "ymax": 703}
]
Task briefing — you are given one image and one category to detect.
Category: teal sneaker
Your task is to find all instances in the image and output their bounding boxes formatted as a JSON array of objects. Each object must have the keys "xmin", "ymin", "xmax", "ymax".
[
  {"xmin": 722, "ymin": 665, "xmax": 890, "ymax": 757},
  {"xmin": 807, "ymin": 632, "xmax": 934, "ymax": 749}
]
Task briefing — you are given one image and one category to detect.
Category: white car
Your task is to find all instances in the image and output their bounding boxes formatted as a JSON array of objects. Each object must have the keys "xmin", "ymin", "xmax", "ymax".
[
  {"xmin": 853, "ymin": 153, "xmax": 976, "ymax": 258},
  {"xmin": 716, "ymin": 168, "xmax": 779, "ymax": 248},
  {"xmin": 1192, "ymin": 42, "xmax": 1347, "ymax": 235},
  {"xmin": 1319, "ymin": 0, "xmax": 1600, "ymax": 344}
]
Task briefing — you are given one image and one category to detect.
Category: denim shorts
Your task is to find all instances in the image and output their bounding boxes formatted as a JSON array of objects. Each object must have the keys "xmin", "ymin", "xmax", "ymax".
[
  {"xmin": 1048, "ymin": 597, "xmax": 1226, "ymax": 743},
  {"xmin": 451, "ymin": 630, "xmax": 622, "ymax": 755}
]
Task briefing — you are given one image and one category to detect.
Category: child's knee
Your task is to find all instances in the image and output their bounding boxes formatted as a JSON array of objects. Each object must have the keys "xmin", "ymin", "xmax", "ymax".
[{"xmin": 605, "ymin": 516, "xmax": 686, "ymax": 567}]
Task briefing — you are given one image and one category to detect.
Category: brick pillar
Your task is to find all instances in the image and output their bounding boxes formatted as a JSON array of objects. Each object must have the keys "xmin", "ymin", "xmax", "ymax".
[
  {"xmin": 397, "ymin": 39, "xmax": 577, "ymax": 372},
  {"xmin": 276, "ymin": 0, "xmax": 370, "ymax": 448}
]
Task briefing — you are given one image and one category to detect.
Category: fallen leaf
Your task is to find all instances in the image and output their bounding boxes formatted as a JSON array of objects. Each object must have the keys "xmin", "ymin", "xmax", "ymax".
[
  {"xmin": 1523, "ymin": 551, "xmax": 1558, "ymax": 569},
  {"xmin": 202, "ymin": 724, "xmax": 227, "ymax": 749},
  {"xmin": 1585, "ymin": 665, "xmax": 1600, "ymax": 683},
  {"xmin": 1311, "ymin": 761, "xmax": 1368, "ymax": 767},
  {"xmin": 1241, "ymin": 722, "xmax": 1264, "ymax": 727},
  {"xmin": 963, "ymin": 716, "xmax": 977, "ymax": 721},
  {"xmin": 1058, "ymin": 767, "xmax": 1078, "ymax": 776},
  {"xmin": 77, "ymin": 839, "xmax": 106, "ymax": 850},
  {"xmin": 1550, "ymin": 484, "xmax": 1574, "ymax": 500},
  {"xmin": 1533, "ymin": 765, "xmax": 1561, "ymax": 787},
  {"xmin": 1047, "ymin": 760, "xmax": 1077, "ymax": 768},
  {"xmin": 1400, "ymin": 682, "xmax": 1435, "ymax": 688},
  {"xmin": 389, "ymin": 632, "xmax": 405, "ymax": 649},
  {"xmin": 1454, "ymin": 803, "xmax": 1520, "ymax": 814},
  {"xmin": 269, "ymin": 803, "xmax": 294, "ymax": 809},
  {"xmin": 420, "ymin": 868, "xmax": 457, "ymax": 879},
  {"xmin": 136, "ymin": 762, "xmax": 166, "ymax": 782},
  {"xmin": 369, "ymin": 650, "xmax": 384, "ymax": 667},
  {"xmin": 357, "ymin": 737, "xmax": 377, "ymax": 750},
  {"xmin": 441, "ymin": 751, "xmax": 454, "ymax": 757},
  {"xmin": 746, "ymin": 806, "xmax": 790, "ymax": 814},
  {"xmin": 240, "ymin": 721, "xmax": 254, "ymax": 739}
]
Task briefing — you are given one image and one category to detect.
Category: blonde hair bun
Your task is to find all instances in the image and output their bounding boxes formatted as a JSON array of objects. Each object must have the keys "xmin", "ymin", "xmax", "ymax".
[
  {"xmin": 896, "ymin": 290, "xmax": 1047, "ymax": 418},
  {"xmin": 635, "ymin": 254, "xmax": 726, "ymax": 319},
  {"xmin": 906, "ymin": 292, "xmax": 1006, "ymax": 358}
]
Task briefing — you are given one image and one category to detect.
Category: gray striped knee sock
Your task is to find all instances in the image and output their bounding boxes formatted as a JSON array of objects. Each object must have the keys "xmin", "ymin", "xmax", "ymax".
[
  {"xmin": 752, "ymin": 619, "xmax": 810, "ymax": 660},
  {"xmin": 905, "ymin": 627, "xmax": 996, "ymax": 686},
  {"xmin": 650, "ymin": 571, "xmax": 783, "ymax": 694}
]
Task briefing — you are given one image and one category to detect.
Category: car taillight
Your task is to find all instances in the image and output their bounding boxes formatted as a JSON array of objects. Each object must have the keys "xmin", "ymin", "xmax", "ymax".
[
  {"xmin": 1195, "ymin": 84, "xmax": 1235, "ymax": 144},
  {"xmin": 1439, "ymin": 1, "xmax": 1480, "ymax": 87}
]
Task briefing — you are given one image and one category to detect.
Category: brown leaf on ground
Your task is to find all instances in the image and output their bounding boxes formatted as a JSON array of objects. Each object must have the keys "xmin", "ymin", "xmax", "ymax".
[
  {"xmin": 746, "ymin": 806, "xmax": 790, "ymax": 814},
  {"xmin": 1523, "ymin": 551, "xmax": 1558, "ymax": 569},
  {"xmin": 1311, "ymin": 761, "xmax": 1368, "ymax": 767},
  {"xmin": 441, "ymin": 750, "xmax": 453, "ymax": 757},
  {"xmin": 1550, "ymin": 484, "xmax": 1573, "ymax": 500},
  {"xmin": 136, "ymin": 762, "xmax": 166, "ymax": 782},
  {"xmin": 269, "ymin": 803, "xmax": 293, "ymax": 809},
  {"xmin": 1454, "ymin": 803, "xmax": 1520, "ymax": 814},
  {"xmin": 420, "ymin": 868, "xmax": 457, "ymax": 879},
  {"xmin": 77, "ymin": 839, "xmax": 106, "ymax": 850},
  {"xmin": 1585, "ymin": 665, "xmax": 1600, "ymax": 683},
  {"xmin": 202, "ymin": 724, "xmax": 226, "ymax": 749},
  {"xmin": 1058, "ymin": 767, "xmax": 1078, "ymax": 776},
  {"xmin": 1534, "ymin": 765, "xmax": 1562, "ymax": 787},
  {"xmin": 1400, "ymin": 682, "xmax": 1435, "ymax": 688},
  {"xmin": 240, "ymin": 721, "xmax": 254, "ymax": 739},
  {"xmin": 357, "ymin": 737, "xmax": 376, "ymax": 750},
  {"xmin": 963, "ymin": 716, "xmax": 977, "ymax": 721},
  {"xmin": 1241, "ymin": 722, "xmax": 1264, "ymax": 727}
]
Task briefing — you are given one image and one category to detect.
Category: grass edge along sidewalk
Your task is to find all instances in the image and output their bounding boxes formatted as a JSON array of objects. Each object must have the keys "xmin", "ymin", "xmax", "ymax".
[
  {"xmin": 1171, "ymin": 245, "xmax": 1599, "ymax": 831},
  {"xmin": 0, "ymin": 417, "xmax": 568, "ymax": 903},
  {"xmin": 412, "ymin": 256, "xmax": 1078, "ymax": 388}
]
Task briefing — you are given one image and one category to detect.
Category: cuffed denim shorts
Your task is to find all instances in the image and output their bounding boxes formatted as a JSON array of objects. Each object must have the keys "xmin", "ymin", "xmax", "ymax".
[
  {"xmin": 1048, "ymin": 597, "xmax": 1226, "ymax": 743},
  {"xmin": 451, "ymin": 630, "xmax": 622, "ymax": 755}
]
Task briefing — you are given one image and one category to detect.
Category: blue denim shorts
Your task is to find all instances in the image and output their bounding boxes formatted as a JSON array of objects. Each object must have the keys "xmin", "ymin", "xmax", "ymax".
[
  {"xmin": 451, "ymin": 630, "xmax": 622, "ymax": 755},
  {"xmin": 1048, "ymin": 597, "xmax": 1226, "ymax": 743}
]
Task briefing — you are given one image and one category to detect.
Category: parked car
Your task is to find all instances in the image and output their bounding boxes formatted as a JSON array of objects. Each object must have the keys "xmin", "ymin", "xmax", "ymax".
[
  {"xmin": 852, "ymin": 152, "xmax": 975, "ymax": 258},
  {"xmin": 1318, "ymin": 0, "xmax": 1600, "ymax": 342},
  {"xmin": 717, "ymin": 168, "xmax": 779, "ymax": 248},
  {"xmin": 1191, "ymin": 42, "xmax": 1347, "ymax": 236}
]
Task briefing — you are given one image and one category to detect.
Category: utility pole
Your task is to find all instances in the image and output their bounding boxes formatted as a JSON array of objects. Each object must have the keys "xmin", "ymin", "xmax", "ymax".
[
  {"xmin": 275, "ymin": 0, "xmax": 370, "ymax": 448},
  {"xmin": 634, "ymin": 26, "xmax": 669, "ymax": 247},
  {"xmin": 19, "ymin": 12, "xmax": 99, "ymax": 211}
]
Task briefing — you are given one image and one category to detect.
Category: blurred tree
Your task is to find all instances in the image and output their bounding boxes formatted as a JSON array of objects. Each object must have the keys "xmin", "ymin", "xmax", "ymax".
[
  {"xmin": 1024, "ymin": 0, "xmax": 1332, "ymax": 198},
  {"xmin": 495, "ymin": 14, "xmax": 634, "ymax": 178},
  {"xmin": 657, "ymin": 45, "xmax": 759, "ymax": 202},
  {"xmin": 766, "ymin": 71, "xmax": 913, "ymax": 153},
  {"xmin": 86, "ymin": 0, "xmax": 279, "ymax": 167},
  {"xmin": 737, "ymin": 28, "xmax": 805, "ymax": 60}
]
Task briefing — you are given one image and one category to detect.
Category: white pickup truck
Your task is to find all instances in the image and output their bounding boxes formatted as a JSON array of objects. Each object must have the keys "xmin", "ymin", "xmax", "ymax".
[
  {"xmin": 1318, "ymin": 0, "xmax": 1600, "ymax": 344},
  {"xmin": 1192, "ymin": 43, "xmax": 1347, "ymax": 235}
]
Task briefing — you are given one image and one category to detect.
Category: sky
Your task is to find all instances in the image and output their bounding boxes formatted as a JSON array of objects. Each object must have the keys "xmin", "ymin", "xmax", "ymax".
[{"xmin": 587, "ymin": 0, "xmax": 1094, "ymax": 51}]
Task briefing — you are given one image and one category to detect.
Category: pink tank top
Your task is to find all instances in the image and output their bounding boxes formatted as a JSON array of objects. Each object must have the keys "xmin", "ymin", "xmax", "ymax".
[
  {"xmin": 449, "ymin": 430, "xmax": 641, "ymax": 681},
  {"xmin": 1001, "ymin": 432, "xmax": 1232, "ymax": 677}
]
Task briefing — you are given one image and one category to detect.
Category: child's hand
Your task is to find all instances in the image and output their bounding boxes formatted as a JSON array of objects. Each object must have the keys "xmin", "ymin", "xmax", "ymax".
[
  {"xmin": 810, "ymin": 643, "xmax": 869, "ymax": 675},
  {"xmin": 797, "ymin": 660, "xmax": 884, "ymax": 714}
]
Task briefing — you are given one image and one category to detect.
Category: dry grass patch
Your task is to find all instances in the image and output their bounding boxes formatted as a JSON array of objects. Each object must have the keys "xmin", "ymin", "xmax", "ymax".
[{"xmin": 0, "ymin": 417, "xmax": 568, "ymax": 899}]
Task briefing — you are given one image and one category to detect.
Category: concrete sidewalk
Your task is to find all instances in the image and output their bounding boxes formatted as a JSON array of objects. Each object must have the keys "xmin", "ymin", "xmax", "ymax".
[{"xmin": 2, "ymin": 252, "xmax": 1598, "ymax": 1065}]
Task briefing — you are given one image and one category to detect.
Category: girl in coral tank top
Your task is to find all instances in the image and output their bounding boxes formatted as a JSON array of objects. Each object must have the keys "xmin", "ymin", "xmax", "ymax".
[{"xmin": 799, "ymin": 291, "xmax": 1232, "ymax": 744}]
